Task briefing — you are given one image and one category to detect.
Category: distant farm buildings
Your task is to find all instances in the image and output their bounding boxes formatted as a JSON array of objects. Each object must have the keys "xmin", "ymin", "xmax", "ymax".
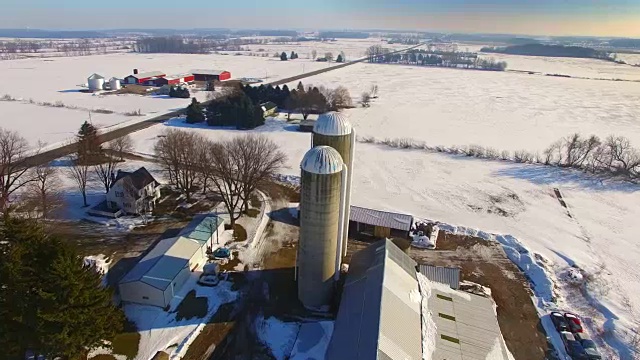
[
  {"xmin": 190, "ymin": 69, "xmax": 231, "ymax": 82},
  {"xmin": 124, "ymin": 69, "xmax": 167, "ymax": 84},
  {"xmin": 144, "ymin": 73, "xmax": 195, "ymax": 87}
]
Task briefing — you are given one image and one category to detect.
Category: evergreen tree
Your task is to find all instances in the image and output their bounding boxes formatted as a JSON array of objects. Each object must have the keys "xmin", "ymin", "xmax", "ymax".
[
  {"xmin": 186, "ymin": 97, "xmax": 205, "ymax": 124},
  {"xmin": 290, "ymin": 51, "xmax": 296, "ymax": 60},
  {"xmin": 280, "ymin": 52, "xmax": 288, "ymax": 61},
  {"xmin": 336, "ymin": 54, "xmax": 344, "ymax": 63},
  {"xmin": 0, "ymin": 218, "xmax": 126, "ymax": 359},
  {"xmin": 76, "ymin": 120, "xmax": 102, "ymax": 164},
  {"xmin": 296, "ymin": 81, "xmax": 305, "ymax": 93}
]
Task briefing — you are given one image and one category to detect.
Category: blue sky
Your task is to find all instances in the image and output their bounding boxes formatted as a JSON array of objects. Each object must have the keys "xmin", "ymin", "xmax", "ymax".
[{"xmin": 1, "ymin": 0, "xmax": 639, "ymax": 36}]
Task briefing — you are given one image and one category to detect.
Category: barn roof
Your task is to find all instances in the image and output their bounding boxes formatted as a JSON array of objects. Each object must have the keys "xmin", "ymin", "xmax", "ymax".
[
  {"xmin": 418, "ymin": 264, "xmax": 461, "ymax": 290},
  {"xmin": 128, "ymin": 71, "xmax": 165, "ymax": 79},
  {"xmin": 190, "ymin": 69, "xmax": 227, "ymax": 76},
  {"xmin": 349, "ymin": 206, "xmax": 414, "ymax": 232},
  {"xmin": 326, "ymin": 238, "xmax": 422, "ymax": 360},
  {"xmin": 327, "ymin": 240, "xmax": 513, "ymax": 360}
]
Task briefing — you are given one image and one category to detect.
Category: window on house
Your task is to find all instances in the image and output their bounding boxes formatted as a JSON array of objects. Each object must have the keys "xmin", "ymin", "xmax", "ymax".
[{"xmin": 142, "ymin": 296, "xmax": 149, "ymax": 300}]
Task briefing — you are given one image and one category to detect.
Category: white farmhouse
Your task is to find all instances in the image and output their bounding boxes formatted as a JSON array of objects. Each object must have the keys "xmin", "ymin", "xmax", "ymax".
[{"xmin": 106, "ymin": 167, "xmax": 161, "ymax": 215}]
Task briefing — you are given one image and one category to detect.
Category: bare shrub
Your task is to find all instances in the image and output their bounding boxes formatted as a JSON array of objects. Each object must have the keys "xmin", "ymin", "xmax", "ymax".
[
  {"xmin": 1, "ymin": 94, "xmax": 16, "ymax": 101},
  {"xmin": 53, "ymin": 101, "xmax": 65, "ymax": 108},
  {"xmin": 360, "ymin": 92, "xmax": 371, "ymax": 107},
  {"xmin": 485, "ymin": 147, "xmax": 499, "ymax": 159},
  {"xmin": 123, "ymin": 109, "xmax": 143, "ymax": 116},
  {"xmin": 514, "ymin": 150, "xmax": 534, "ymax": 163},
  {"xmin": 93, "ymin": 108, "xmax": 114, "ymax": 114},
  {"xmin": 358, "ymin": 136, "xmax": 376, "ymax": 144},
  {"xmin": 500, "ymin": 150, "xmax": 511, "ymax": 161}
]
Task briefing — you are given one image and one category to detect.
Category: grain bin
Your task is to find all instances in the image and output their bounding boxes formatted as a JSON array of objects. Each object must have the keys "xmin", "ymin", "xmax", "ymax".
[
  {"xmin": 312, "ymin": 112, "xmax": 355, "ymax": 258},
  {"xmin": 87, "ymin": 73, "xmax": 105, "ymax": 91},
  {"xmin": 109, "ymin": 77, "xmax": 121, "ymax": 90},
  {"xmin": 297, "ymin": 146, "xmax": 347, "ymax": 310}
]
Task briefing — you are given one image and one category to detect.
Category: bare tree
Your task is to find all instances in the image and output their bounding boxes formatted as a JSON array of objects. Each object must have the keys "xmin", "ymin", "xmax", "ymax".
[
  {"xmin": 360, "ymin": 92, "xmax": 371, "ymax": 107},
  {"xmin": 605, "ymin": 136, "xmax": 640, "ymax": 174},
  {"xmin": 311, "ymin": 49, "xmax": 317, "ymax": 60},
  {"xmin": 331, "ymin": 86, "xmax": 353, "ymax": 109},
  {"xmin": 324, "ymin": 52, "xmax": 334, "ymax": 62},
  {"xmin": 370, "ymin": 84, "xmax": 379, "ymax": 98},
  {"xmin": 233, "ymin": 135, "xmax": 286, "ymax": 213},
  {"xmin": 154, "ymin": 129, "xmax": 203, "ymax": 200},
  {"xmin": 25, "ymin": 162, "xmax": 63, "ymax": 219},
  {"xmin": 0, "ymin": 129, "xmax": 37, "ymax": 214},
  {"xmin": 205, "ymin": 140, "xmax": 244, "ymax": 226},
  {"xmin": 93, "ymin": 152, "xmax": 117, "ymax": 194},
  {"xmin": 110, "ymin": 135, "xmax": 133, "ymax": 161},
  {"xmin": 67, "ymin": 158, "xmax": 91, "ymax": 207}
]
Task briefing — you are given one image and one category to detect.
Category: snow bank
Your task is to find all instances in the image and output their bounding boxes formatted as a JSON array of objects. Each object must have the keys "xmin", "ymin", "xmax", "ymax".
[
  {"xmin": 256, "ymin": 316, "xmax": 301, "ymax": 360},
  {"xmin": 416, "ymin": 273, "xmax": 437, "ymax": 360}
]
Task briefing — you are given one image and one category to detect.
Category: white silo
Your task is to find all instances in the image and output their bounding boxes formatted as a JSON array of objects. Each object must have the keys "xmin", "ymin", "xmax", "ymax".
[
  {"xmin": 312, "ymin": 112, "xmax": 355, "ymax": 258},
  {"xmin": 87, "ymin": 73, "xmax": 105, "ymax": 91},
  {"xmin": 109, "ymin": 77, "xmax": 121, "ymax": 90},
  {"xmin": 297, "ymin": 146, "xmax": 348, "ymax": 310}
]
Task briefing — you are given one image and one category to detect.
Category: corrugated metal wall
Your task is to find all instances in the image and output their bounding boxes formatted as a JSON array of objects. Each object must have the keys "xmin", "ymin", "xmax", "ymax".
[{"xmin": 418, "ymin": 264, "xmax": 460, "ymax": 289}]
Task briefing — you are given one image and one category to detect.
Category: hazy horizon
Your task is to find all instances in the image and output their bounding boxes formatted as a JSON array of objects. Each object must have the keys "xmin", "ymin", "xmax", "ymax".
[{"xmin": 1, "ymin": 0, "xmax": 639, "ymax": 38}]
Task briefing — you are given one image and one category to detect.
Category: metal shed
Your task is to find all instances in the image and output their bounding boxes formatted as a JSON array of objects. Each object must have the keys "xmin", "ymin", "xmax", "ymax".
[
  {"xmin": 349, "ymin": 205, "xmax": 414, "ymax": 239},
  {"xmin": 418, "ymin": 264, "xmax": 461, "ymax": 289},
  {"xmin": 190, "ymin": 69, "xmax": 231, "ymax": 82}
]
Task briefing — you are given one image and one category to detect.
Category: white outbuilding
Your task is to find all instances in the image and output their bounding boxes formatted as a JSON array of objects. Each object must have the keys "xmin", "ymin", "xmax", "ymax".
[
  {"xmin": 118, "ymin": 214, "xmax": 225, "ymax": 308},
  {"xmin": 87, "ymin": 73, "xmax": 105, "ymax": 91},
  {"xmin": 109, "ymin": 77, "xmax": 121, "ymax": 90}
]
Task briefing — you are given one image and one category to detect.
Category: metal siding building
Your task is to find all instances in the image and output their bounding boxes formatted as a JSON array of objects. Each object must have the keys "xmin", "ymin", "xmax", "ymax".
[
  {"xmin": 124, "ymin": 71, "xmax": 166, "ymax": 84},
  {"xmin": 326, "ymin": 239, "xmax": 423, "ymax": 360},
  {"xmin": 349, "ymin": 206, "xmax": 414, "ymax": 238},
  {"xmin": 119, "ymin": 215, "xmax": 225, "ymax": 308},
  {"xmin": 418, "ymin": 264, "xmax": 461, "ymax": 289}
]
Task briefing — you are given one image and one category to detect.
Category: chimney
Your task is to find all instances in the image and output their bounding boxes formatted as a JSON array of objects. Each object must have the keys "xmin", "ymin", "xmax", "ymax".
[{"xmin": 133, "ymin": 69, "xmax": 138, "ymax": 75}]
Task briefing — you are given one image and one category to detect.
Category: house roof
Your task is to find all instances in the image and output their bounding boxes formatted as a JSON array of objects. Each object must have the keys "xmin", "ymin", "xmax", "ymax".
[
  {"xmin": 88, "ymin": 73, "xmax": 105, "ymax": 80},
  {"xmin": 189, "ymin": 69, "xmax": 227, "ymax": 76},
  {"xmin": 327, "ymin": 239, "xmax": 513, "ymax": 360},
  {"xmin": 114, "ymin": 167, "xmax": 157, "ymax": 191},
  {"xmin": 349, "ymin": 206, "xmax": 414, "ymax": 232},
  {"xmin": 418, "ymin": 264, "xmax": 461, "ymax": 290},
  {"xmin": 326, "ymin": 239, "xmax": 422, "ymax": 360},
  {"xmin": 127, "ymin": 71, "xmax": 166, "ymax": 79}
]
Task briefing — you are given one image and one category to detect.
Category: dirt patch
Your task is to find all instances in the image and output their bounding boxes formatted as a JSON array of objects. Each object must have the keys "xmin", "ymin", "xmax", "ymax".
[
  {"xmin": 396, "ymin": 234, "xmax": 548, "ymax": 359},
  {"xmin": 182, "ymin": 303, "xmax": 237, "ymax": 360},
  {"xmin": 244, "ymin": 208, "xmax": 260, "ymax": 218},
  {"xmin": 89, "ymin": 355, "xmax": 117, "ymax": 360},
  {"xmin": 175, "ymin": 290, "xmax": 209, "ymax": 321},
  {"xmin": 112, "ymin": 332, "xmax": 141, "ymax": 360},
  {"xmin": 233, "ymin": 224, "xmax": 248, "ymax": 242},
  {"xmin": 260, "ymin": 181, "xmax": 300, "ymax": 203}
]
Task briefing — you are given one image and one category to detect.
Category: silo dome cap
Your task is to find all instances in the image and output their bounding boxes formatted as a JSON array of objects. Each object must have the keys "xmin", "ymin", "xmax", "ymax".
[
  {"xmin": 313, "ymin": 112, "xmax": 352, "ymax": 136},
  {"xmin": 300, "ymin": 146, "xmax": 344, "ymax": 174}
]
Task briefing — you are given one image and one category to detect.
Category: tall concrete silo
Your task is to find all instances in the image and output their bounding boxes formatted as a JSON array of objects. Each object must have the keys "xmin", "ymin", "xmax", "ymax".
[
  {"xmin": 312, "ymin": 112, "xmax": 355, "ymax": 257},
  {"xmin": 298, "ymin": 145, "xmax": 348, "ymax": 310},
  {"xmin": 87, "ymin": 73, "xmax": 105, "ymax": 91}
]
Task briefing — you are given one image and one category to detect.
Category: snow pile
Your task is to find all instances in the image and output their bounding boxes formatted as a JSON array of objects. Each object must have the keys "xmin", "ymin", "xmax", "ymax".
[
  {"xmin": 416, "ymin": 273, "xmax": 437, "ymax": 360},
  {"xmin": 565, "ymin": 267, "xmax": 584, "ymax": 284},
  {"xmin": 86, "ymin": 345, "xmax": 126, "ymax": 360},
  {"xmin": 83, "ymin": 254, "xmax": 110, "ymax": 275},
  {"xmin": 290, "ymin": 321, "xmax": 334, "ymax": 360},
  {"xmin": 256, "ymin": 315, "xmax": 301, "ymax": 360},
  {"xmin": 125, "ymin": 274, "xmax": 238, "ymax": 360}
]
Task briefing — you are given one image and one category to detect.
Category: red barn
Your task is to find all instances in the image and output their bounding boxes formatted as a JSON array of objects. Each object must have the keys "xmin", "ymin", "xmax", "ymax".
[
  {"xmin": 124, "ymin": 70, "xmax": 166, "ymax": 85},
  {"xmin": 144, "ymin": 74, "xmax": 195, "ymax": 86},
  {"xmin": 190, "ymin": 69, "xmax": 231, "ymax": 82}
]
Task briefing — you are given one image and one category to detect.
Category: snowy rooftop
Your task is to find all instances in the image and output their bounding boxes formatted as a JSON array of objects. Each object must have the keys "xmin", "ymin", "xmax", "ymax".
[
  {"xmin": 313, "ymin": 111, "xmax": 353, "ymax": 136},
  {"xmin": 349, "ymin": 205, "xmax": 414, "ymax": 231},
  {"xmin": 327, "ymin": 239, "xmax": 514, "ymax": 360},
  {"xmin": 300, "ymin": 146, "xmax": 344, "ymax": 174}
]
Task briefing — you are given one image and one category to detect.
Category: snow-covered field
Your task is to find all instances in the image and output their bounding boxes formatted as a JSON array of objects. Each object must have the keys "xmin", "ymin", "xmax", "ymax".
[
  {"xmin": 0, "ymin": 52, "xmax": 333, "ymax": 147},
  {"xmin": 283, "ymin": 63, "xmax": 640, "ymax": 153}
]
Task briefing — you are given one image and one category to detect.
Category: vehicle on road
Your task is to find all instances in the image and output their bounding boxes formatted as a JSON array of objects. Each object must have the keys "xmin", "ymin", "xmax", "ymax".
[
  {"xmin": 213, "ymin": 247, "xmax": 231, "ymax": 259},
  {"xmin": 565, "ymin": 313, "xmax": 583, "ymax": 333},
  {"xmin": 560, "ymin": 331, "xmax": 589, "ymax": 359},
  {"xmin": 551, "ymin": 311, "xmax": 571, "ymax": 332}
]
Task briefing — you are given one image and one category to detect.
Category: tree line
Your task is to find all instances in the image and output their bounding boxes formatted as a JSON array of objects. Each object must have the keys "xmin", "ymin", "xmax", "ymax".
[
  {"xmin": 186, "ymin": 81, "xmax": 353, "ymax": 127},
  {"xmin": 481, "ymin": 44, "xmax": 614, "ymax": 61},
  {"xmin": 154, "ymin": 130, "xmax": 286, "ymax": 227},
  {"xmin": 365, "ymin": 45, "xmax": 507, "ymax": 71}
]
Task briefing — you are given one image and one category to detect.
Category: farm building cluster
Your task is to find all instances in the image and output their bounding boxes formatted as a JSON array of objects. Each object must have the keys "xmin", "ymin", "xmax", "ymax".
[{"xmin": 86, "ymin": 68, "xmax": 231, "ymax": 91}]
